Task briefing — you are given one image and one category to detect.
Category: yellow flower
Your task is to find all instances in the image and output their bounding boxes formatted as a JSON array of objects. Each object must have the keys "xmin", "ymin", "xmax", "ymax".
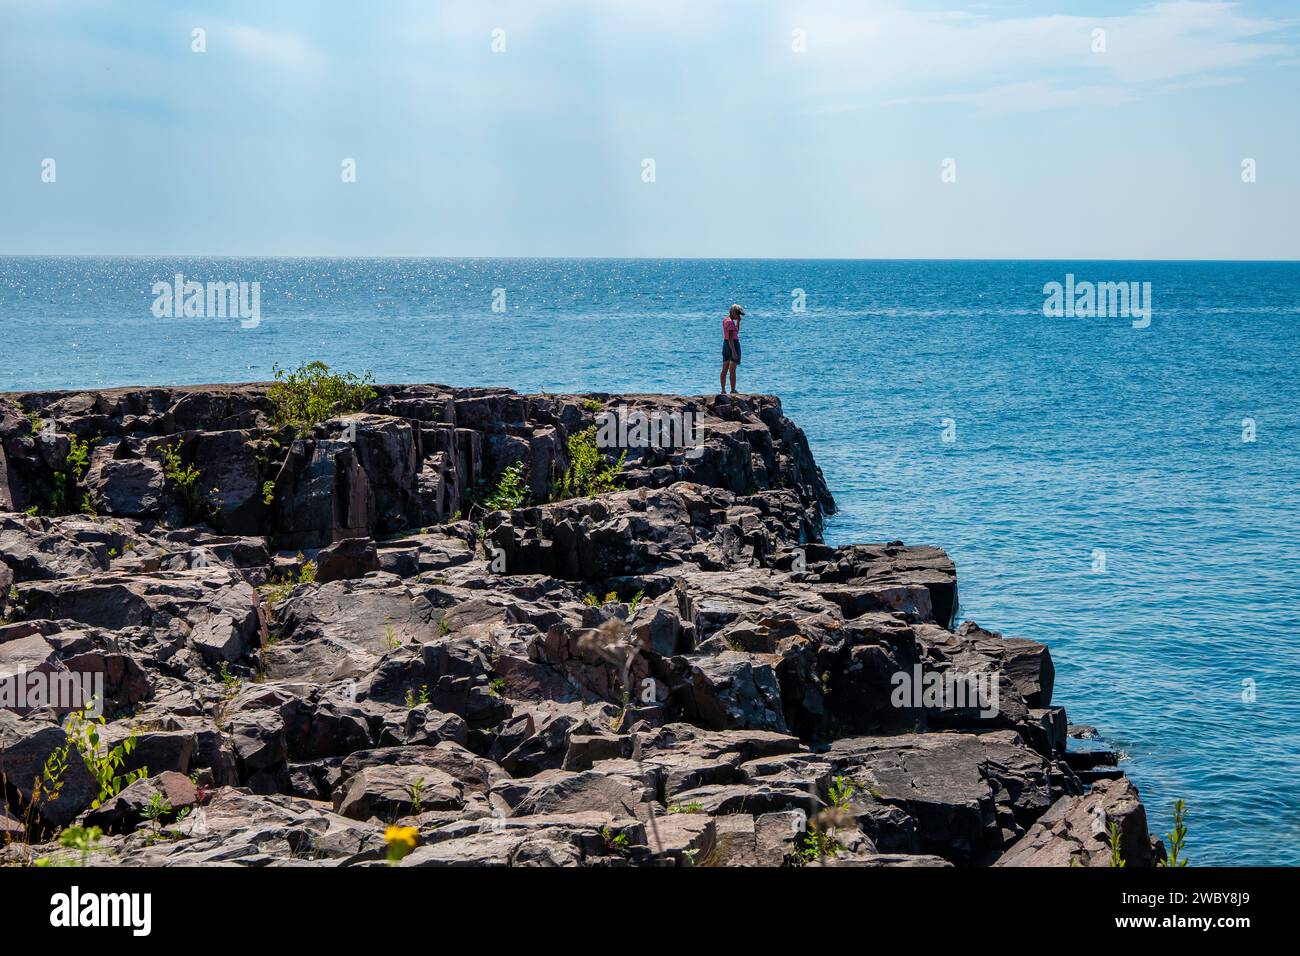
[
  {"xmin": 385, "ymin": 825, "xmax": 420, "ymax": 865},
  {"xmin": 385, "ymin": 825, "xmax": 419, "ymax": 848}
]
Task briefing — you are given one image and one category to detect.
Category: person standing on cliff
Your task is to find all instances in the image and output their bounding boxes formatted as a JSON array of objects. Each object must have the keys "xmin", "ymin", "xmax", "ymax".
[{"xmin": 720, "ymin": 303, "xmax": 744, "ymax": 394}]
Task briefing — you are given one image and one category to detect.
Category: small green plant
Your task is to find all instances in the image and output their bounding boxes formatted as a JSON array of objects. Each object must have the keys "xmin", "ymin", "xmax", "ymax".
[
  {"xmin": 407, "ymin": 777, "xmax": 426, "ymax": 815},
  {"xmin": 267, "ymin": 360, "xmax": 377, "ymax": 431},
  {"xmin": 219, "ymin": 661, "xmax": 241, "ymax": 694},
  {"xmin": 828, "ymin": 776, "xmax": 859, "ymax": 810},
  {"xmin": 582, "ymin": 591, "xmax": 619, "ymax": 607},
  {"xmin": 161, "ymin": 441, "xmax": 213, "ymax": 521},
  {"xmin": 259, "ymin": 577, "xmax": 295, "ymax": 606},
  {"xmin": 34, "ymin": 825, "xmax": 104, "ymax": 867},
  {"xmin": 488, "ymin": 677, "xmax": 506, "ymax": 698},
  {"xmin": 627, "ymin": 589, "xmax": 645, "ymax": 615},
  {"xmin": 298, "ymin": 560, "xmax": 317, "ymax": 584},
  {"xmin": 581, "ymin": 398, "xmax": 603, "ymax": 413},
  {"xmin": 107, "ymin": 547, "xmax": 118, "ymax": 558},
  {"xmin": 1106, "ymin": 821, "xmax": 1126, "ymax": 867},
  {"xmin": 404, "ymin": 684, "xmax": 430, "ymax": 709},
  {"xmin": 37, "ymin": 738, "xmax": 72, "ymax": 805},
  {"xmin": 551, "ymin": 427, "xmax": 625, "ymax": 501},
  {"xmin": 1160, "ymin": 799, "xmax": 1189, "ymax": 867},
  {"xmin": 483, "ymin": 461, "xmax": 529, "ymax": 512},
  {"xmin": 141, "ymin": 791, "xmax": 173, "ymax": 827},
  {"xmin": 437, "ymin": 618, "xmax": 450, "ymax": 637},
  {"xmin": 669, "ymin": 802, "xmax": 704, "ymax": 814},
  {"xmin": 794, "ymin": 824, "xmax": 841, "ymax": 864},
  {"xmin": 261, "ymin": 481, "xmax": 276, "ymax": 506},
  {"xmin": 601, "ymin": 826, "xmax": 630, "ymax": 854},
  {"xmin": 48, "ymin": 436, "xmax": 95, "ymax": 516},
  {"xmin": 6, "ymin": 585, "xmax": 17, "ymax": 603},
  {"xmin": 62, "ymin": 710, "xmax": 148, "ymax": 810},
  {"xmin": 384, "ymin": 625, "xmax": 402, "ymax": 650}
]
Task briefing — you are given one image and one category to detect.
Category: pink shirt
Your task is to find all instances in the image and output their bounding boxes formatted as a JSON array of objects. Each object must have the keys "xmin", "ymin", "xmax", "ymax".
[{"xmin": 722, "ymin": 316, "xmax": 741, "ymax": 340}]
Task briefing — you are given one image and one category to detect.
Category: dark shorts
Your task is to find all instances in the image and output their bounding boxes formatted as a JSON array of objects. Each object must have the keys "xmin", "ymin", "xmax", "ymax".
[{"xmin": 722, "ymin": 340, "xmax": 741, "ymax": 364}]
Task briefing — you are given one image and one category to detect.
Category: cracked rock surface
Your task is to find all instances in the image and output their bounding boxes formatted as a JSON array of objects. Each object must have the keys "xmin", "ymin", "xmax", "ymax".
[{"xmin": 0, "ymin": 383, "xmax": 1156, "ymax": 866}]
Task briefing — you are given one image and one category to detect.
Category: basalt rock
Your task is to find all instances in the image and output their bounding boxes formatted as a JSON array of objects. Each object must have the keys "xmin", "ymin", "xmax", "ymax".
[{"xmin": 0, "ymin": 383, "xmax": 1138, "ymax": 866}]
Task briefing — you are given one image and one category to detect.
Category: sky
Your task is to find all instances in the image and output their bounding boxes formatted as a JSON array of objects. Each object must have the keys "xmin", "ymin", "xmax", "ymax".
[{"xmin": 1, "ymin": 0, "xmax": 1297, "ymax": 259}]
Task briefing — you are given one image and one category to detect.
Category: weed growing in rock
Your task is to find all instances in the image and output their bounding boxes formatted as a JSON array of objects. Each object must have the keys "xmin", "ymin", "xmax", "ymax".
[
  {"xmin": 1106, "ymin": 821, "xmax": 1126, "ymax": 867},
  {"xmin": 794, "ymin": 824, "xmax": 842, "ymax": 865},
  {"xmin": 61, "ymin": 709, "xmax": 148, "ymax": 810},
  {"xmin": 601, "ymin": 826, "xmax": 630, "ymax": 854},
  {"xmin": 552, "ymin": 427, "xmax": 624, "ymax": 501},
  {"xmin": 828, "ymin": 776, "xmax": 859, "ymax": 809},
  {"xmin": 34, "ymin": 825, "xmax": 104, "ymax": 867},
  {"xmin": 261, "ymin": 481, "xmax": 275, "ymax": 506},
  {"xmin": 141, "ymin": 792, "xmax": 173, "ymax": 828},
  {"xmin": 407, "ymin": 777, "xmax": 426, "ymax": 815},
  {"xmin": 268, "ymin": 360, "xmax": 376, "ymax": 431},
  {"xmin": 219, "ymin": 661, "xmax": 241, "ymax": 694},
  {"xmin": 161, "ymin": 441, "xmax": 216, "ymax": 523},
  {"xmin": 48, "ymin": 436, "xmax": 95, "ymax": 516},
  {"xmin": 483, "ymin": 461, "xmax": 529, "ymax": 511},
  {"xmin": 404, "ymin": 684, "xmax": 430, "ymax": 709},
  {"xmin": 259, "ymin": 578, "xmax": 294, "ymax": 606},
  {"xmin": 669, "ymin": 802, "xmax": 704, "ymax": 814},
  {"xmin": 1160, "ymin": 799, "xmax": 1189, "ymax": 867},
  {"xmin": 581, "ymin": 398, "xmax": 603, "ymax": 413}
]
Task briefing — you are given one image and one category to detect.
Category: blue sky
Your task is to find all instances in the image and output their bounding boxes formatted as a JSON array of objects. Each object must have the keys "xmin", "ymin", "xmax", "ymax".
[{"xmin": 2, "ymin": 0, "xmax": 1297, "ymax": 258}]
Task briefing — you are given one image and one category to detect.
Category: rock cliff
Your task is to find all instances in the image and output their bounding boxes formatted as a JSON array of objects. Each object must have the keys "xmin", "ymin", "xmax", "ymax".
[{"xmin": 0, "ymin": 383, "xmax": 1158, "ymax": 866}]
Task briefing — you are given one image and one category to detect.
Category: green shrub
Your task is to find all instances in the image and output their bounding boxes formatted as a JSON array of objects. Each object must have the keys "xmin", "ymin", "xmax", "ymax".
[
  {"xmin": 483, "ymin": 461, "xmax": 529, "ymax": 511},
  {"xmin": 161, "ymin": 441, "xmax": 215, "ymax": 522},
  {"xmin": 1160, "ymin": 799, "xmax": 1189, "ymax": 867},
  {"xmin": 551, "ymin": 427, "xmax": 624, "ymax": 501},
  {"xmin": 267, "ymin": 361, "xmax": 376, "ymax": 430},
  {"xmin": 48, "ymin": 436, "xmax": 95, "ymax": 516},
  {"xmin": 828, "ymin": 776, "xmax": 859, "ymax": 809},
  {"xmin": 793, "ymin": 824, "xmax": 841, "ymax": 864},
  {"xmin": 1106, "ymin": 821, "xmax": 1126, "ymax": 867},
  {"xmin": 60, "ymin": 710, "xmax": 148, "ymax": 810}
]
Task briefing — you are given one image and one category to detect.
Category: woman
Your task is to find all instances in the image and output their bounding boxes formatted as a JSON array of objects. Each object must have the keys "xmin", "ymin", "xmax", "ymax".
[{"xmin": 720, "ymin": 303, "xmax": 744, "ymax": 394}]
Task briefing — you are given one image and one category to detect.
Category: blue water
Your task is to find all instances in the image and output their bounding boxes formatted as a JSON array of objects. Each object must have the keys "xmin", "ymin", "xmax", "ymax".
[{"xmin": 2, "ymin": 256, "xmax": 1298, "ymax": 866}]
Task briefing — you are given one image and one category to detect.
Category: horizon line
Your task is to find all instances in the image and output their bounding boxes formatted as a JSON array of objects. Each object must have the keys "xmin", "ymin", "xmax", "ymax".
[{"xmin": 2, "ymin": 254, "xmax": 1299, "ymax": 264}]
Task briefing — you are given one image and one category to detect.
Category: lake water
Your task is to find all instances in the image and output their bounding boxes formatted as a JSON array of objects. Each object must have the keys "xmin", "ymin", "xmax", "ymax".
[{"xmin": 2, "ymin": 256, "xmax": 1297, "ymax": 865}]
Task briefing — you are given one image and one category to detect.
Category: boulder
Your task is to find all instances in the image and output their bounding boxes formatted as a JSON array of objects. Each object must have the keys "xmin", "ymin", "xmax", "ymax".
[{"xmin": 994, "ymin": 776, "xmax": 1160, "ymax": 867}]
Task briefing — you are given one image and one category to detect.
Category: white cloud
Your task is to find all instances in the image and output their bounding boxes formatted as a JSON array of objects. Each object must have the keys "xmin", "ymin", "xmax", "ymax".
[
  {"xmin": 223, "ymin": 23, "xmax": 324, "ymax": 73},
  {"xmin": 796, "ymin": 0, "xmax": 1293, "ymax": 114}
]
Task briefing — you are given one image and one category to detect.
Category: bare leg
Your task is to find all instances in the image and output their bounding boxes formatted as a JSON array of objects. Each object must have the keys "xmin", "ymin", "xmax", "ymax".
[
  {"xmin": 720, "ymin": 362, "xmax": 729, "ymax": 392},
  {"xmin": 729, "ymin": 363, "xmax": 738, "ymax": 393}
]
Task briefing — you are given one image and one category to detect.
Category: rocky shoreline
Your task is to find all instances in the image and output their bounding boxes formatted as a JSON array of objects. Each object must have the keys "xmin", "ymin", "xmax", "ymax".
[{"xmin": 0, "ymin": 381, "xmax": 1161, "ymax": 866}]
